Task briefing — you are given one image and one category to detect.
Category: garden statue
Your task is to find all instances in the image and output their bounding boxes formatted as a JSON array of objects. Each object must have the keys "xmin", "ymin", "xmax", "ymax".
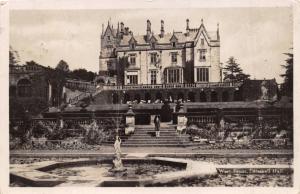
[
  {"xmin": 110, "ymin": 135, "xmax": 126, "ymax": 172},
  {"xmin": 260, "ymin": 80, "xmax": 268, "ymax": 100},
  {"xmin": 90, "ymin": 119, "xmax": 98, "ymax": 131}
]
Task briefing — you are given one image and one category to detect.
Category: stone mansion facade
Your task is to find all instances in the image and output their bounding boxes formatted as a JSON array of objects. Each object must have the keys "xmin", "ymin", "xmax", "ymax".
[{"xmin": 99, "ymin": 19, "xmax": 221, "ymax": 85}]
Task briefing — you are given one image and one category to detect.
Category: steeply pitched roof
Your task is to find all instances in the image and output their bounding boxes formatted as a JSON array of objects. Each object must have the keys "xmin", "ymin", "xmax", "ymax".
[{"xmin": 119, "ymin": 27, "xmax": 217, "ymax": 46}]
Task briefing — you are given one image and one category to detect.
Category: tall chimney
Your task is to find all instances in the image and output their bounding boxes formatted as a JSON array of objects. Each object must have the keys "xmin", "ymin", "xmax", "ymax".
[
  {"xmin": 101, "ymin": 23, "xmax": 104, "ymax": 36},
  {"xmin": 120, "ymin": 22, "xmax": 124, "ymax": 33},
  {"xmin": 146, "ymin": 19, "xmax": 151, "ymax": 41},
  {"xmin": 217, "ymin": 23, "xmax": 220, "ymax": 40},
  {"xmin": 160, "ymin": 20, "xmax": 165, "ymax": 37},
  {"xmin": 186, "ymin": 19, "xmax": 190, "ymax": 35}
]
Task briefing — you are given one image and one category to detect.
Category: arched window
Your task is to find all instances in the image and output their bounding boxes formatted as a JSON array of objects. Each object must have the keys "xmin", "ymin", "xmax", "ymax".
[
  {"xmin": 155, "ymin": 92, "xmax": 162, "ymax": 102},
  {"xmin": 188, "ymin": 92, "xmax": 195, "ymax": 102},
  {"xmin": 222, "ymin": 91, "xmax": 229, "ymax": 102},
  {"xmin": 17, "ymin": 79, "xmax": 32, "ymax": 97},
  {"xmin": 234, "ymin": 89, "xmax": 242, "ymax": 101},
  {"xmin": 200, "ymin": 91, "xmax": 207, "ymax": 102},
  {"xmin": 112, "ymin": 93, "xmax": 119, "ymax": 104},
  {"xmin": 145, "ymin": 92, "xmax": 151, "ymax": 103},
  {"xmin": 177, "ymin": 92, "xmax": 184, "ymax": 101},
  {"xmin": 134, "ymin": 93, "xmax": 141, "ymax": 103},
  {"xmin": 211, "ymin": 91, "xmax": 218, "ymax": 102},
  {"xmin": 10, "ymin": 86, "xmax": 17, "ymax": 97},
  {"xmin": 123, "ymin": 93, "xmax": 130, "ymax": 104},
  {"xmin": 167, "ymin": 92, "xmax": 174, "ymax": 102}
]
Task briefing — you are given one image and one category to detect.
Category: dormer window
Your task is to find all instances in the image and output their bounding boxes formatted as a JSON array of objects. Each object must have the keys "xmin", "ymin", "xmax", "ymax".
[
  {"xmin": 107, "ymin": 36, "xmax": 110, "ymax": 40},
  {"xmin": 151, "ymin": 42, "xmax": 155, "ymax": 49},
  {"xmin": 172, "ymin": 42, "xmax": 176, "ymax": 48},
  {"xmin": 131, "ymin": 43, "xmax": 135, "ymax": 50},
  {"xmin": 201, "ymin": 38, "xmax": 204, "ymax": 45}
]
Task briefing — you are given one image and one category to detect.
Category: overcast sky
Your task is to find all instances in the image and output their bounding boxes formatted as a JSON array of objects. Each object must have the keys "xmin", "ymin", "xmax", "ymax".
[{"xmin": 10, "ymin": 7, "xmax": 292, "ymax": 83}]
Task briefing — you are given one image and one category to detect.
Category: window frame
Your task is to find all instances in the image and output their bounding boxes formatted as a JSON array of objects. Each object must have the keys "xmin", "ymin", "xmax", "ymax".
[
  {"xmin": 171, "ymin": 52, "xmax": 177, "ymax": 63},
  {"xmin": 150, "ymin": 70, "xmax": 157, "ymax": 84},
  {"xmin": 199, "ymin": 49, "xmax": 207, "ymax": 62},
  {"xmin": 127, "ymin": 75, "xmax": 138, "ymax": 85},
  {"xmin": 129, "ymin": 55, "xmax": 136, "ymax": 66},
  {"xmin": 196, "ymin": 67, "xmax": 209, "ymax": 82},
  {"xmin": 150, "ymin": 53, "xmax": 157, "ymax": 65}
]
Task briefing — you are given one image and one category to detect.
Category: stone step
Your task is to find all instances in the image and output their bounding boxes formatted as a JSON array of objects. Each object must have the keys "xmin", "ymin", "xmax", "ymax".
[
  {"xmin": 135, "ymin": 125, "xmax": 176, "ymax": 128},
  {"xmin": 129, "ymin": 136, "xmax": 190, "ymax": 140},
  {"xmin": 122, "ymin": 143, "xmax": 195, "ymax": 147},
  {"xmin": 135, "ymin": 128, "xmax": 176, "ymax": 131},
  {"xmin": 134, "ymin": 130, "xmax": 176, "ymax": 132},
  {"xmin": 125, "ymin": 138, "xmax": 191, "ymax": 142}
]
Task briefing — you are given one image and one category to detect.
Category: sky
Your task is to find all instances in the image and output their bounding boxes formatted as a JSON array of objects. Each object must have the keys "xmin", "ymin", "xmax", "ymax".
[{"xmin": 10, "ymin": 7, "xmax": 293, "ymax": 83}]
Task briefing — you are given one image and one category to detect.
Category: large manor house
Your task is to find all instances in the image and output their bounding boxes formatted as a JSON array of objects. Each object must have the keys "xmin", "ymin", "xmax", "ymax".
[
  {"xmin": 9, "ymin": 18, "xmax": 278, "ymax": 111},
  {"xmin": 99, "ymin": 19, "xmax": 221, "ymax": 85}
]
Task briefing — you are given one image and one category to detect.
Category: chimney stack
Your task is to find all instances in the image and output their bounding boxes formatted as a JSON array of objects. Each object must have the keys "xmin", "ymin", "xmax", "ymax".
[
  {"xmin": 186, "ymin": 19, "xmax": 190, "ymax": 35},
  {"xmin": 120, "ymin": 22, "xmax": 124, "ymax": 32},
  {"xmin": 217, "ymin": 23, "xmax": 220, "ymax": 40},
  {"xmin": 160, "ymin": 20, "xmax": 165, "ymax": 37},
  {"xmin": 146, "ymin": 19, "xmax": 151, "ymax": 41}
]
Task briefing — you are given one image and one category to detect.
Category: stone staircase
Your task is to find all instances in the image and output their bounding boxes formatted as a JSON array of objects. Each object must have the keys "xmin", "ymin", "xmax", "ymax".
[{"xmin": 122, "ymin": 123, "xmax": 193, "ymax": 147}]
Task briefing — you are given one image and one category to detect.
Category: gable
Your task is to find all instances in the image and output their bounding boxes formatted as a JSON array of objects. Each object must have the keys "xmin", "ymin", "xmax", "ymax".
[
  {"xmin": 169, "ymin": 34, "xmax": 178, "ymax": 42},
  {"xmin": 104, "ymin": 25, "xmax": 114, "ymax": 37},
  {"xmin": 128, "ymin": 36, "xmax": 137, "ymax": 44},
  {"xmin": 150, "ymin": 35, "xmax": 157, "ymax": 43},
  {"xmin": 194, "ymin": 24, "xmax": 211, "ymax": 46}
]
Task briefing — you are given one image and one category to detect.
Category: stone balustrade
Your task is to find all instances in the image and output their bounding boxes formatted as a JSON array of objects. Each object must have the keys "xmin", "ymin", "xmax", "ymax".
[{"xmin": 101, "ymin": 82, "xmax": 241, "ymax": 91}]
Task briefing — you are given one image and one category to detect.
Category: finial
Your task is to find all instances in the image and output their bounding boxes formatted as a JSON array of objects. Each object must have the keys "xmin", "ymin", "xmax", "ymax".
[{"xmin": 201, "ymin": 18, "xmax": 203, "ymax": 24}]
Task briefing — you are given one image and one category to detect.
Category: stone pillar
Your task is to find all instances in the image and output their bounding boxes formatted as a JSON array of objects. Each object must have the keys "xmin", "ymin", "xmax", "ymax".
[
  {"xmin": 57, "ymin": 111, "xmax": 64, "ymax": 129},
  {"xmin": 257, "ymin": 107, "xmax": 263, "ymax": 125},
  {"xmin": 125, "ymin": 104, "xmax": 135, "ymax": 135},
  {"xmin": 177, "ymin": 103, "xmax": 187, "ymax": 134},
  {"xmin": 218, "ymin": 108, "xmax": 225, "ymax": 139}
]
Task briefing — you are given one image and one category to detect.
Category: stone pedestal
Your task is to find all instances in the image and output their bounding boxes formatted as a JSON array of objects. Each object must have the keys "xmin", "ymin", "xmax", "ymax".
[
  {"xmin": 125, "ymin": 105, "xmax": 135, "ymax": 135},
  {"xmin": 177, "ymin": 103, "xmax": 187, "ymax": 133}
]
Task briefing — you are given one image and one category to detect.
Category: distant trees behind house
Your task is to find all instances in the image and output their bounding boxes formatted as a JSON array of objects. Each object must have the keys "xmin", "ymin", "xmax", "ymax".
[
  {"xmin": 280, "ymin": 50, "xmax": 293, "ymax": 98},
  {"xmin": 223, "ymin": 57, "xmax": 250, "ymax": 83}
]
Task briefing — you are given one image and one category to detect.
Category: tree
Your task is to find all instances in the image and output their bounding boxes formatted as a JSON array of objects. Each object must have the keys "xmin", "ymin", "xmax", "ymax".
[
  {"xmin": 117, "ymin": 56, "xmax": 129, "ymax": 85},
  {"xmin": 9, "ymin": 46, "xmax": 19, "ymax": 66},
  {"xmin": 70, "ymin": 68, "xmax": 96, "ymax": 82},
  {"xmin": 223, "ymin": 57, "xmax": 250, "ymax": 82},
  {"xmin": 280, "ymin": 51, "xmax": 293, "ymax": 97},
  {"xmin": 184, "ymin": 60, "xmax": 194, "ymax": 83},
  {"xmin": 56, "ymin": 60, "xmax": 69, "ymax": 72}
]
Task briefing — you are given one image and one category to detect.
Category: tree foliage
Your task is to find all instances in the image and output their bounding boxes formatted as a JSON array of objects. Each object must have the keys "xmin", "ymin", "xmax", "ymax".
[
  {"xmin": 280, "ymin": 51, "xmax": 293, "ymax": 97},
  {"xmin": 70, "ymin": 68, "xmax": 97, "ymax": 82},
  {"xmin": 184, "ymin": 60, "xmax": 194, "ymax": 84},
  {"xmin": 117, "ymin": 56, "xmax": 129, "ymax": 85},
  {"xmin": 9, "ymin": 46, "xmax": 19, "ymax": 66},
  {"xmin": 223, "ymin": 57, "xmax": 250, "ymax": 82},
  {"xmin": 56, "ymin": 60, "xmax": 70, "ymax": 72}
]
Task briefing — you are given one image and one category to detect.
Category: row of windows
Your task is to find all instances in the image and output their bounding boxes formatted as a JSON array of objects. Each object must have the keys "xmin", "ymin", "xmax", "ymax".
[
  {"xmin": 113, "ymin": 90, "xmax": 242, "ymax": 104},
  {"xmin": 128, "ymin": 52, "xmax": 178, "ymax": 66},
  {"xmin": 130, "ymin": 41, "xmax": 178, "ymax": 50},
  {"xmin": 126, "ymin": 50, "xmax": 205, "ymax": 67},
  {"xmin": 126, "ymin": 68, "xmax": 209, "ymax": 85}
]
